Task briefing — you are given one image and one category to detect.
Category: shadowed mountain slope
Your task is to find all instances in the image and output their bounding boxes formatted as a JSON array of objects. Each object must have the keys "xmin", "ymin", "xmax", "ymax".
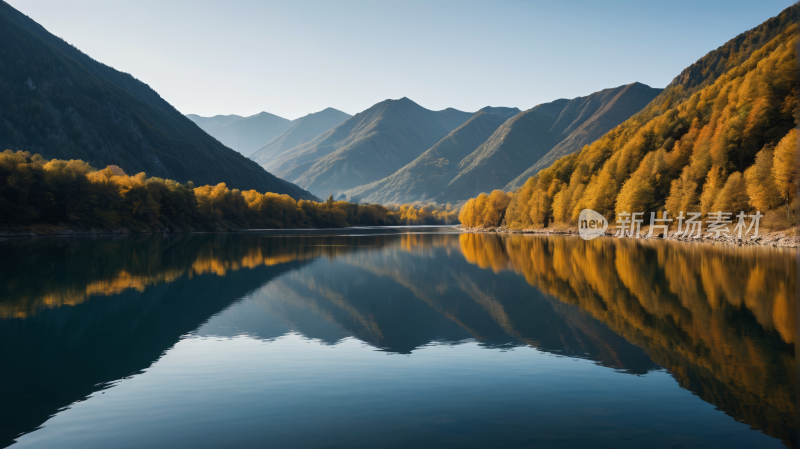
[
  {"xmin": 440, "ymin": 83, "xmax": 661, "ymax": 202},
  {"xmin": 265, "ymin": 98, "xmax": 472, "ymax": 197},
  {"xmin": 249, "ymin": 107, "xmax": 351, "ymax": 164},
  {"xmin": 505, "ymin": 82, "xmax": 663, "ymax": 190},
  {"xmin": 341, "ymin": 110, "xmax": 512, "ymax": 204},
  {"xmin": 0, "ymin": 2, "xmax": 315, "ymax": 200},
  {"xmin": 185, "ymin": 114, "xmax": 243, "ymax": 132}
]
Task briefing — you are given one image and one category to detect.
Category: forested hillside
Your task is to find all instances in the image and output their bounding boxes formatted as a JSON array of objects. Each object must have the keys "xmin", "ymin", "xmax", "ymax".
[
  {"xmin": 0, "ymin": 1, "xmax": 315, "ymax": 200},
  {"xmin": 460, "ymin": 4, "xmax": 799, "ymax": 232},
  {"xmin": 0, "ymin": 150, "xmax": 459, "ymax": 232}
]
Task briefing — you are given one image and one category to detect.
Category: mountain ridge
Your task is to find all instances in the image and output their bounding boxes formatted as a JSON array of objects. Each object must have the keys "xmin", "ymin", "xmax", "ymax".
[
  {"xmin": 249, "ymin": 107, "xmax": 351, "ymax": 164},
  {"xmin": 338, "ymin": 83, "xmax": 659, "ymax": 204},
  {"xmin": 443, "ymin": 82, "xmax": 662, "ymax": 202},
  {"xmin": 504, "ymin": 82, "xmax": 664, "ymax": 190},
  {"xmin": 0, "ymin": 1, "xmax": 316, "ymax": 200},
  {"xmin": 266, "ymin": 97, "xmax": 473, "ymax": 197},
  {"xmin": 187, "ymin": 111, "xmax": 292, "ymax": 156},
  {"xmin": 342, "ymin": 110, "xmax": 512, "ymax": 204}
]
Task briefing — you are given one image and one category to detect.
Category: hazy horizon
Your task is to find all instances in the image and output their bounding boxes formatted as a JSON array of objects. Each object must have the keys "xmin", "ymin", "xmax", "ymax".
[{"xmin": 7, "ymin": 0, "xmax": 794, "ymax": 119}]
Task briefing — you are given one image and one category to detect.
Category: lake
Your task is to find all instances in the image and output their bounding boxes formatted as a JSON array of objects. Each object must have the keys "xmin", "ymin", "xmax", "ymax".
[{"xmin": 0, "ymin": 228, "xmax": 795, "ymax": 448}]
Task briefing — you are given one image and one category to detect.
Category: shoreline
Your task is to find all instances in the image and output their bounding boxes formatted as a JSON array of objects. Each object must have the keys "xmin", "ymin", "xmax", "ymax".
[
  {"xmin": 0, "ymin": 224, "xmax": 461, "ymax": 240},
  {"xmin": 456, "ymin": 225, "xmax": 800, "ymax": 249},
  {"xmin": 2, "ymin": 225, "xmax": 796, "ymax": 248}
]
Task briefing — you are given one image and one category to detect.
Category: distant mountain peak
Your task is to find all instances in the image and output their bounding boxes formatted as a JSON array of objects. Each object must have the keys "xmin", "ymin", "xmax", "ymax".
[
  {"xmin": 479, "ymin": 106, "xmax": 521, "ymax": 119},
  {"xmin": 261, "ymin": 98, "xmax": 473, "ymax": 196}
]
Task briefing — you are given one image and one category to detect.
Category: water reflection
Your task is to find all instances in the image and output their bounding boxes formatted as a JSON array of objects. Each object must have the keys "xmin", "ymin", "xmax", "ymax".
[
  {"xmin": 0, "ymin": 230, "xmax": 795, "ymax": 447},
  {"xmin": 459, "ymin": 233, "xmax": 796, "ymax": 444}
]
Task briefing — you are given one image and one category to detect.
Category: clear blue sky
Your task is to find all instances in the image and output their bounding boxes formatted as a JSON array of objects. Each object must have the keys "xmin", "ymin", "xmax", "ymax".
[{"xmin": 7, "ymin": 0, "xmax": 795, "ymax": 119}]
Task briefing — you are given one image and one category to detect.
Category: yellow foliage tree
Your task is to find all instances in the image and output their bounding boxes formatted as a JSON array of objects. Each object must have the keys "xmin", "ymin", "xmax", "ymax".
[
  {"xmin": 772, "ymin": 129, "xmax": 797, "ymax": 219},
  {"xmin": 711, "ymin": 172, "xmax": 750, "ymax": 213},
  {"xmin": 744, "ymin": 148, "xmax": 781, "ymax": 212}
]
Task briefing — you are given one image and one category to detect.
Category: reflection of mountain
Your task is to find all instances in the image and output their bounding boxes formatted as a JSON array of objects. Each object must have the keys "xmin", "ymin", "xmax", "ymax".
[
  {"xmin": 2, "ymin": 232, "xmax": 795, "ymax": 447},
  {"xmin": 193, "ymin": 235, "xmax": 657, "ymax": 370},
  {"xmin": 0, "ymin": 254, "xmax": 310, "ymax": 448},
  {"xmin": 0, "ymin": 234, "xmax": 384, "ymax": 319},
  {"xmin": 0, "ymin": 233, "xmax": 386, "ymax": 446},
  {"xmin": 457, "ymin": 233, "xmax": 796, "ymax": 445}
]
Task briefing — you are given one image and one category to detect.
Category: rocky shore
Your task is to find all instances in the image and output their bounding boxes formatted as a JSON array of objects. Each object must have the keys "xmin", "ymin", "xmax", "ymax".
[{"xmin": 457, "ymin": 225, "xmax": 800, "ymax": 248}]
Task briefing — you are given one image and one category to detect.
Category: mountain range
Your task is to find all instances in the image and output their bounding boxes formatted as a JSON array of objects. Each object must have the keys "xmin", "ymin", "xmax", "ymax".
[
  {"xmin": 0, "ymin": 2, "xmax": 315, "ymax": 200},
  {"xmin": 341, "ymin": 108, "xmax": 516, "ymax": 204},
  {"xmin": 468, "ymin": 2, "xmax": 799, "ymax": 231},
  {"xmin": 248, "ymin": 107, "xmax": 352, "ymax": 164},
  {"xmin": 186, "ymin": 111, "xmax": 292, "ymax": 156},
  {"xmin": 335, "ymin": 84, "xmax": 660, "ymax": 203},
  {"xmin": 186, "ymin": 108, "xmax": 353, "ymax": 159},
  {"xmin": 6, "ymin": 0, "xmax": 790, "ymax": 212},
  {"xmin": 222, "ymin": 84, "xmax": 658, "ymax": 202},
  {"xmin": 263, "ymin": 98, "xmax": 475, "ymax": 195}
]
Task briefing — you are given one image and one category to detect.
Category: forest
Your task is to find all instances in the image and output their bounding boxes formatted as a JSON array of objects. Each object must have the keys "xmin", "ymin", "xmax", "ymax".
[
  {"xmin": 460, "ymin": 20, "xmax": 798, "ymax": 233},
  {"xmin": 0, "ymin": 150, "xmax": 459, "ymax": 232}
]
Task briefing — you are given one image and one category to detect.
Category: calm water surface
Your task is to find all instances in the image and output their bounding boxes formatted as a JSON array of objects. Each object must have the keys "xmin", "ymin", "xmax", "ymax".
[{"xmin": 0, "ymin": 228, "xmax": 795, "ymax": 448}]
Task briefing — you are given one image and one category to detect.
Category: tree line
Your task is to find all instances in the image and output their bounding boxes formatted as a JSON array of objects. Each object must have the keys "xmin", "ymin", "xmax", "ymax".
[
  {"xmin": 460, "ymin": 25, "xmax": 798, "ymax": 232},
  {"xmin": 0, "ymin": 150, "xmax": 459, "ymax": 232}
]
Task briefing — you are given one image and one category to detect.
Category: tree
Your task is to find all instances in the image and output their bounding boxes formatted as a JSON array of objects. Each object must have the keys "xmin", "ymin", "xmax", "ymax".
[
  {"xmin": 665, "ymin": 167, "xmax": 699, "ymax": 218},
  {"xmin": 712, "ymin": 172, "xmax": 750, "ymax": 213},
  {"xmin": 8, "ymin": 163, "xmax": 35, "ymax": 206},
  {"xmin": 42, "ymin": 159, "xmax": 93, "ymax": 215},
  {"xmin": 482, "ymin": 190, "xmax": 512, "ymax": 227},
  {"xmin": 700, "ymin": 166, "xmax": 725, "ymax": 214},
  {"xmin": 772, "ymin": 129, "xmax": 797, "ymax": 220},
  {"xmin": 744, "ymin": 147, "xmax": 780, "ymax": 212}
]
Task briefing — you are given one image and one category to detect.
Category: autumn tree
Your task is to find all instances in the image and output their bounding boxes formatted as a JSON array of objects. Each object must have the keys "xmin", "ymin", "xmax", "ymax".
[
  {"xmin": 711, "ymin": 172, "xmax": 750, "ymax": 213},
  {"xmin": 482, "ymin": 190, "xmax": 512, "ymax": 227},
  {"xmin": 772, "ymin": 129, "xmax": 797, "ymax": 219},
  {"xmin": 744, "ymin": 147, "xmax": 781, "ymax": 212}
]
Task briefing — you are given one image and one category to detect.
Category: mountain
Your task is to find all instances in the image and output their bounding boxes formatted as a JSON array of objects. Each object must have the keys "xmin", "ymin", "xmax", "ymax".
[
  {"xmin": 340, "ymin": 84, "xmax": 659, "ymax": 205},
  {"xmin": 184, "ymin": 114, "xmax": 243, "ymax": 132},
  {"xmin": 477, "ymin": 107, "xmax": 521, "ymax": 119},
  {"xmin": 186, "ymin": 111, "xmax": 292, "ymax": 156},
  {"xmin": 264, "ymin": 97, "xmax": 473, "ymax": 197},
  {"xmin": 249, "ymin": 107, "xmax": 351, "ymax": 165},
  {"xmin": 441, "ymin": 83, "xmax": 662, "ymax": 202},
  {"xmin": 0, "ymin": 2, "xmax": 315, "ymax": 200},
  {"xmin": 480, "ymin": 3, "xmax": 799, "ymax": 230},
  {"xmin": 504, "ymin": 82, "xmax": 664, "ymax": 190},
  {"xmin": 341, "ymin": 109, "xmax": 514, "ymax": 204}
]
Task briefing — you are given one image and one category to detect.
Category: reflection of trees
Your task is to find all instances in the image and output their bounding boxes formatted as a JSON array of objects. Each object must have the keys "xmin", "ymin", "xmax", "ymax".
[
  {"xmin": 0, "ymin": 249, "xmax": 310, "ymax": 448},
  {"xmin": 314, "ymin": 242, "xmax": 659, "ymax": 372},
  {"xmin": 3, "ymin": 232, "xmax": 795, "ymax": 445},
  {"xmin": 458, "ymin": 233, "xmax": 796, "ymax": 444},
  {"xmin": 0, "ymin": 234, "xmax": 396, "ymax": 319}
]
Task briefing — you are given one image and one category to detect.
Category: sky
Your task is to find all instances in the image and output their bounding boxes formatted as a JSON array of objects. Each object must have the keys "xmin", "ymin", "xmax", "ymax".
[{"xmin": 7, "ymin": 0, "xmax": 795, "ymax": 120}]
